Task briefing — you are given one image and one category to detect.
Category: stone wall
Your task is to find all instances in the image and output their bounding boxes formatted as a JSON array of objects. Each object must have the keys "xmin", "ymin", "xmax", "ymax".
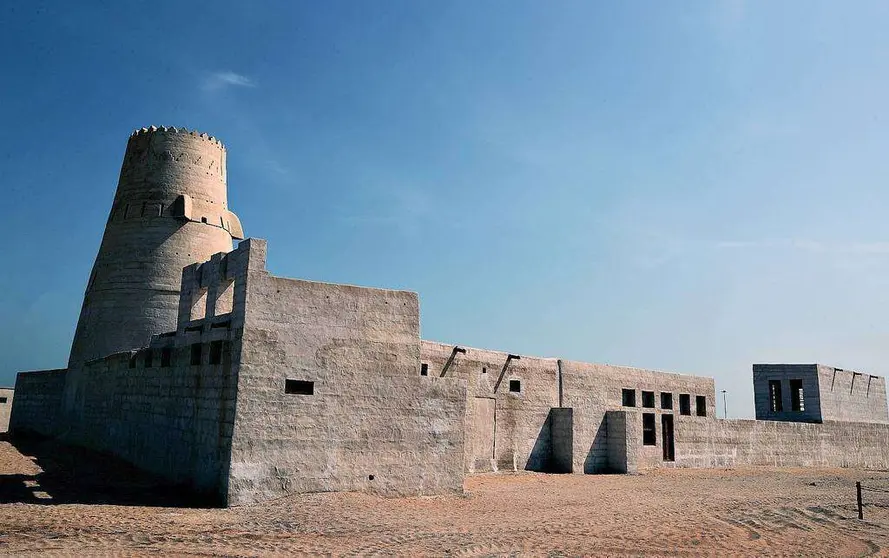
[
  {"xmin": 8, "ymin": 369, "xmax": 66, "ymax": 437},
  {"xmin": 226, "ymin": 240, "xmax": 466, "ymax": 505},
  {"xmin": 420, "ymin": 342, "xmax": 716, "ymax": 475},
  {"xmin": 674, "ymin": 418, "xmax": 889, "ymax": 469},
  {"xmin": 816, "ymin": 365, "xmax": 889, "ymax": 424},
  {"xmin": 0, "ymin": 388, "xmax": 15, "ymax": 433},
  {"xmin": 58, "ymin": 341, "xmax": 238, "ymax": 501}
]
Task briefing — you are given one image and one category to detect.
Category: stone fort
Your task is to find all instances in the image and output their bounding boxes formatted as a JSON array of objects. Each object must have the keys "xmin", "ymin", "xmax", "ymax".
[{"xmin": 8, "ymin": 127, "xmax": 889, "ymax": 506}]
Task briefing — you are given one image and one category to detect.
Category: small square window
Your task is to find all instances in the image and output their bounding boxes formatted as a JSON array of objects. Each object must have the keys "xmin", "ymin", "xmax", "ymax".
[
  {"xmin": 420, "ymin": 363, "xmax": 428, "ymax": 376},
  {"xmin": 161, "ymin": 347, "xmax": 172, "ymax": 367},
  {"xmin": 642, "ymin": 413, "xmax": 656, "ymax": 445},
  {"xmin": 622, "ymin": 388, "xmax": 636, "ymax": 407},
  {"xmin": 209, "ymin": 340, "xmax": 224, "ymax": 365},
  {"xmin": 679, "ymin": 394, "xmax": 691, "ymax": 416},
  {"xmin": 144, "ymin": 349, "xmax": 153, "ymax": 368},
  {"xmin": 642, "ymin": 391, "xmax": 655, "ymax": 408},
  {"xmin": 0, "ymin": 397, "xmax": 7, "ymax": 404},
  {"xmin": 190, "ymin": 343, "xmax": 202, "ymax": 366},
  {"xmin": 696, "ymin": 395, "xmax": 707, "ymax": 417},
  {"xmin": 660, "ymin": 392, "xmax": 673, "ymax": 410},
  {"xmin": 285, "ymin": 379, "xmax": 314, "ymax": 395},
  {"xmin": 509, "ymin": 379, "xmax": 521, "ymax": 393}
]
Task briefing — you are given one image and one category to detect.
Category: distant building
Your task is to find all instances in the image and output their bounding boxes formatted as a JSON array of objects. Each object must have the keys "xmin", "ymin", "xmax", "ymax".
[{"xmin": 10, "ymin": 127, "xmax": 889, "ymax": 505}]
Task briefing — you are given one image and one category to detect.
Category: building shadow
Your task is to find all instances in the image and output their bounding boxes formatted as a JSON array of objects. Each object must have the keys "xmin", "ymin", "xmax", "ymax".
[
  {"xmin": 0, "ymin": 432, "xmax": 216, "ymax": 507},
  {"xmin": 524, "ymin": 412, "xmax": 553, "ymax": 472},
  {"xmin": 583, "ymin": 420, "xmax": 610, "ymax": 474}
]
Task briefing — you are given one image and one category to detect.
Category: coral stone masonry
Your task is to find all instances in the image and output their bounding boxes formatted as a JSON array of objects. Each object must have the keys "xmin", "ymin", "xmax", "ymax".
[{"xmin": 9, "ymin": 127, "xmax": 889, "ymax": 505}]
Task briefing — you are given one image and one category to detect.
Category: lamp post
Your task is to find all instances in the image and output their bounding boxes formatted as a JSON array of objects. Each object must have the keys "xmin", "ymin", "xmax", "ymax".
[{"xmin": 721, "ymin": 389, "xmax": 728, "ymax": 419}]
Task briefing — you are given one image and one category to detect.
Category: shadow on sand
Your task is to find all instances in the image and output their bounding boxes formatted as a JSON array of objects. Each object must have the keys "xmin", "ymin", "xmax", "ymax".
[{"xmin": 0, "ymin": 432, "xmax": 215, "ymax": 507}]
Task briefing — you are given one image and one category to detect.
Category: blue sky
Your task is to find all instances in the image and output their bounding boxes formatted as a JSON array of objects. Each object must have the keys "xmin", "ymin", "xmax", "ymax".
[{"xmin": 3, "ymin": 1, "xmax": 889, "ymax": 417}]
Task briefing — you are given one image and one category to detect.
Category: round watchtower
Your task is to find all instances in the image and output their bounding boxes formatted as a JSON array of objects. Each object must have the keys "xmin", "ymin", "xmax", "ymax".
[{"xmin": 67, "ymin": 126, "xmax": 244, "ymax": 367}]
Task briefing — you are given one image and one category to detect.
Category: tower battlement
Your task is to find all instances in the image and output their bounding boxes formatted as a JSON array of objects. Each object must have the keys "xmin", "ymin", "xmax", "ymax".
[{"xmin": 129, "ymin": 125, "xmax": 225, "ymax": 148}]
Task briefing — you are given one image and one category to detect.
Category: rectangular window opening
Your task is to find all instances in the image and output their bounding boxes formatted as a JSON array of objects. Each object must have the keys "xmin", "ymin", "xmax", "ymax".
[
  {"xmin": 769, "ymin": 380, "xmax": 783, "ymax": 412},
  {"xmin": 161, "ymin": 347, "xmax": 172, "ymax": 368},
  {"xmin": 420, "ymin": 363, "xmax": 428, "ymax": 376},
  {"xmin": 214, "ymin": 279, "xmax": 235, "ymax": 316},
  {"xmin": 509, "ymin": 379, "xmax": 522, "ymax": 393},
  {"xmin": 679, "ymin": 394, "xmax": 691, "ymax": 416},
  {"xmin": 790, "ymin": 379, "xmax": 805, "ymax": 412},
  {"xmin": 209, "ymin": 340, "xmax": 224, "ymax": 365},
  {"xmin": 0, "ymin": 397, "xmax": 7, "ymax": 404},
  {"xmin": 661, "ymin": 392, "xmax": 673, "ymax": 410},
  {"xmin": 190, "ymin": 288, "xmax": 208, "ymax": 321},
  {"xmin": 144, "ymin": 349, "xmax": 153, "ymax": 368},
  {"xmin": 642, "ymin": 413, "xmax": 656, "ymax": 446},
  {"xmin": 642, "ymin": 390, "xmax": 655, "ymax": 408},
  {"xmin": 622, "ymin": 388, "xmax": 636, "ymax": 407},
  {"xmin": 696, "ymin": 395, "xmax": 707, "ymax": 417},
  {"xmin": 285, "ymin": 379, "xmax": 314, "ymax": 395},
  {"xmin": 128, "ymin": 354, "xmax": 137, "ymax": 369},
  {"xmin": 190, "ymin": 343, "xmax": 202, "ymax": 366}
]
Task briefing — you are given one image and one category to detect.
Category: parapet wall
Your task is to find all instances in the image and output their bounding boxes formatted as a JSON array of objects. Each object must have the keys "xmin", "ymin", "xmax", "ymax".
[
  {"xmin": 674, "ymin": 418, "xmax": 889, "ymax": 470},
  {"xmin": 8, "ymin": 370, "xmax": 66, "ymax": 437}
]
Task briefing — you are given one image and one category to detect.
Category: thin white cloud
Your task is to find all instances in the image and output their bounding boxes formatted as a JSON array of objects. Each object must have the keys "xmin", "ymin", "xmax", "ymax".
[
  {"xmin": 716, "ymin": 239, "xmax": 889, "ymax": 255},
  {"xmin": 202, "ymin": 71, "xmax": 257, "ymax": 92}
]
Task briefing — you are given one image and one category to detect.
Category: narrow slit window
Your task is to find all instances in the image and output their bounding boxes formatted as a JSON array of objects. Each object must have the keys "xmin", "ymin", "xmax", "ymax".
[
  {"xmin": 622, "ymin": 388, "xmax": 636, "ymax": 407},
  {"xmin": 161, "ymin": 347, "xmax": 172, "ymax": 367},
  {"xmin": 129, "ymin": 355, "xmax": 137, "ymax": 369},
  {"xmin": 190, "ymin": 343, "xmax": 202, "ymax": 366},
  {"xmin": 696, "ymin": 395, "xmax": 707, "ymax": 417},
  {"xmin": 661, "ymin": 392, "xmax": 673, "ymax": 410},
  {"xmin": 209, "ymin": 340, "xmax": 224, "ymax": 365},
  {"xmin": 420, "ymin": 363, "xmax": 428, "ymax": 376},
  {"xmin": 642, "ymin": 390, "xmax": 655, "ymax": 408},
  {"xmin": 679, "ymin": 394, "xmax": 691, "ymax": 416},
  {"xmin": 285, "ymin": 379, "xmax": 314, "ymax": 395},
  {"xmin": 509, "ymin": 379, "xmax": 521, "ymax": 393},
  {"xmin": 642, "ymin": 413, "xmax": 656, "ymax": 445},
  {"xmin": 769, "ymin": 380, "xmax": 783, "ymax": 412},
  {"xmin": 790, "ymin": 379, "xmax": 805, "ymax": 412}
]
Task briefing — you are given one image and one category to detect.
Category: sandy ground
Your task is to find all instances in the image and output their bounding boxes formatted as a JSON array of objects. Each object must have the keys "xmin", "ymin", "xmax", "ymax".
[{"xmin": 1, "ymin": 436, "xmax": 888, "ymax": 557}]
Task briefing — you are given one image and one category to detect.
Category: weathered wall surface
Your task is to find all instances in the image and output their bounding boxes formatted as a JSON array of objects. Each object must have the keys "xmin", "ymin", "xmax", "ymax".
[
  {"xmin": 816, "ymin": 365, "xmax": 889, "ymax": 424},
  {"xmin": 0, "ymin": 388, "xmax": 15, "ymax": 433},
  {"xmin": 9, "ymin": 369, "xmax": 67, "ymax": 437},
  {"xmin": 59, "ymin": 341, "xmax": 238, "ymax": 501},
  {"xmin": 420, "ymin": 343, "xmax": 716, "ymax": 475},
  {"xmin": 227, "ymin": 240, "xmax": 466, "ymax": 505},
  {"xmin": 674, "ymin": 418, "xmax": 889, "ymax": 469}
]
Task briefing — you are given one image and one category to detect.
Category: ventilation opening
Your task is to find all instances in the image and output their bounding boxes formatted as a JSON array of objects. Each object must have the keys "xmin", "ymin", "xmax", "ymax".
[
  {"xmin": 201, "ymin": 216, "xmax": 208, "ymax": 223},
  {"xmin": 661, "ymin": 392, "xmax": 673, "ymax": 410},
  {"xmin": 285, "ymin": 379, "xmax": 314, "ymax": 395},
  {"xmin": 161, "ymin": 347, "xmax": 172, "ymax": 367},
  {"xmin": 482, "ymin": 367, "xmax": 487, "ymax": 374},
  {"xmin": 420, "ymin": 363, "xmax": 428, "ymax": 376},
  {"xmin": 144, "ymin": 349, "xmax": 153, "ymax": 368},
  {"xmin": 190, "ymin": 343, "xmax": 202, "ymax": 366},
  {"xmin": 209, "ymin": 340, "xmax": 224, "ymax": 365},
  {"xmin": 769, "ymin": 380, "xmax": 783, "ymax": 412},
  {"xmin": 642, "ymin": 390, "xmax": 655, "ymax": 408},
  {"xmin": 509, "ymin": 379, "xmax": 521, "ymax": 393},
  {"xmin": 696, "ymin": 395, "xmax": 707, "ymax": 417},
  {"xmin": 622, "ymin": 388, "xmax": 636, "ymax": 407},
  {"xmin": 0, "ymin": 397, "xmax": 7, "ymax": 404},
  {"xmin": 790, "ymin": 379, "xmax": 805, "ymax": 411},
  {"xmin": 368, "ymin": 475, "xmax": 375, "ymax": 481},
  {"xmin": 679, "ymin": 394, "xmax": 691, "ymax": 416},
  {"xmin": 642, "ymin": 413, "xmax": 656, "ymax": 445}
]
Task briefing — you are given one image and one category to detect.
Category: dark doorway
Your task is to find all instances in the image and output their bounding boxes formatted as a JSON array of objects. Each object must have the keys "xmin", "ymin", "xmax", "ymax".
[{"xmin": 661, "ymin": 414, "xmax": 675, "ymax": 462}]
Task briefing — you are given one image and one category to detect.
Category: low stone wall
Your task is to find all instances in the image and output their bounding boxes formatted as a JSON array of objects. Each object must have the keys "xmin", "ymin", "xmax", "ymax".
[
  {"xmin": 59, "ymin": 345, "xmax": 238, "ymax": 502},
  {"xmin": 675, "ymin": 418, "xmax": 889, "ymax": 469},
  {"xmin": 9, "ymin": 369, "xmax": 67, "ymax": 437}
]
